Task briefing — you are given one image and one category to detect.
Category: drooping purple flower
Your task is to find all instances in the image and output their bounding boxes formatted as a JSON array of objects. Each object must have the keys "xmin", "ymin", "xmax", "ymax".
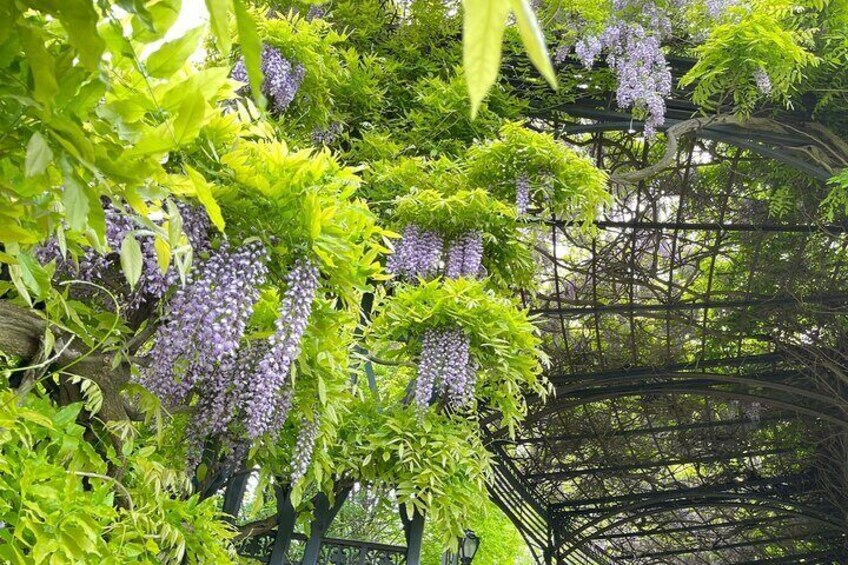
[
  {"xmin": 290, "ymin": 415, "xmax": 320, "ymax": 482},
  {"xmin": 516, "ymin": 174, "xmax": 531, "ymax": 216},
  {"xmin": 231, "ymin": 45, "xmax": 306, "ymax": 114},
  {"xmin": 140, "ymin": 241, "xmax": 269, "ymax": 405},
  {"xmin": 754, "ymin": 68, "xmax": 772, "ymax": 95},
  {"xmin": 553, "ymin": 44, "xmax": 572, "ymax": 65},
  {"xmin": 311, "ymin": 122, "xmax": 343, "ymax": 146},
  {"xmin": 415, "ymin": 326, "xmax": 477, "ymax": 410},
  {"xmin": 445, "ymin": 232, "xmax": 483, "ymax": 279},
  {"xmin": 572, "ymin": 2, "xmax": 673, "ymax": 138},
  {"xmin": 387, "ymin": 224, "xmax": 444, "ymax": 280},
  {"xmin": 705, "ymin": 0, "xmax": 737, "ymax": 18},
  {"xmin": 415, "ymin": 328, "xmax": 444, "ymax": 409},
  {"xmin": 575, "ymin": 36, "xmax": 602, "ymax": 69},
  {"xmin": 245, "ymin": 257, "xmax": 320, "ymax": 438},
  {"xmin": 36, "ymin": 201, "xmax": 211, "ymax": 309}
]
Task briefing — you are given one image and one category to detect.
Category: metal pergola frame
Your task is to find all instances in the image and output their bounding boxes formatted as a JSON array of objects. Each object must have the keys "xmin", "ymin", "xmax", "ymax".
[{"xmin": 484, "ymin": 55, "xmax": 848, "ymax": 565}]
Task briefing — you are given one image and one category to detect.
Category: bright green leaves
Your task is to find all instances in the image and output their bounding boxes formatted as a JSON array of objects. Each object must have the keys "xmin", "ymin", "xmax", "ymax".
[
  {"xmin": 25, "ymin": 133, "xmax": 53, "ymax": 177},
  {"xmin": 120, "ymin": 234, "xmax": 143, "ymax": 289},
  {"xmin": 206, "ymin": 0, "xmax": 234, "ymax": 54},
  {"xmin": 172, "ymin": 92, "xmax": 207, "ymax": 143},
  {"xmin": 0, "ymin": 391, "xmax": 237, "ymax": 564},
  {"xmin": 145, "ymin": 26, "xmax": 205, "ymax": 78},
  {"xmin": 62, "ymin": 178, "xmax": 90, "ymax": 233},
  {"xmin": 462, "ymin": 0, "xmax": 512, "ymax": 118},
  {"xmin": 462, "ymin": 0, "xmax": 555, "ymax": 117},
  {"xmin": 681, "ymin": 3, "xmax": 820, "ymax": 112},
  {"xmin": 509, "ymin": 0, "xmax": 557, "ymax": 90},
  {"xmin": 51, "ymin": 0, "xmax": 105, "ymax": 69},
  {"xmin": 185, "ymin": 165, "xmax": 225, "ymax": 232},
  {"xmin": 234, "ymin": 0, "xmax": 265, "ymax": 108},
  {"xmin": 17, "ymin": 24, "xmax": 59, "ymax": 106}
]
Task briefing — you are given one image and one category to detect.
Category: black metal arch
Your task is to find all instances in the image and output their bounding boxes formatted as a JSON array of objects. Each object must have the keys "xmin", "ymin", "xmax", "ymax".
[{"xmin": 485, "ymin": 61, "xmax": 848, "ymax": 563}]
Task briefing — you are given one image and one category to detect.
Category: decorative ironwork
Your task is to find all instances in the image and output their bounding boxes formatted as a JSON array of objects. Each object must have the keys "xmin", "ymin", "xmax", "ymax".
[
  {"xmin": 482, "ymin": 55, "xmax": 848, "ymax": 564},
  {"xmin": 237, "ymin": 531, "xmax": 406, "ymax": 564}
]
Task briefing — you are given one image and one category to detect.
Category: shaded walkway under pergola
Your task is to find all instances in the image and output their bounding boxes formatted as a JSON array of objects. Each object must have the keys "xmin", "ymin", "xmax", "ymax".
[{"xmin": 485, "ymin": 60, "xmax": 848, "ymax": 565}]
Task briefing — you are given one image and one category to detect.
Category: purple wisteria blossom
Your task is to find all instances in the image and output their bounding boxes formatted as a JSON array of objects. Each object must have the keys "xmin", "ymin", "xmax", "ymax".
[
  {"xmin": 705, "ymin": 0, "xmax": 738, "ymax": 18},
  {"xmin": 516, "ymin": 174, "xmax": 531, "ymax": 216},
  {"xmin": 291, "ymin": 415, "xmax": 320, "ymax": 482},
  {"xmin": 245, "ymin": 257, "xmax": 320, "ymax": 438},
  {"xmin": 573, "ymin": 1, "xmax": 673, "ymax": 138},
  {"xmin": 415, "ymin": 327, "xmax": 477, "ymax": 410},
  {"xmin": 140, "ymin": 241, "xmax": 269, "ymax": 405},
  {"xmin": 232, "ymin": 45, "xmax": 306, "ymax": 114},
  {"xmin": 445, "ymin": 231, "xmax": 484, "ymax": 279},
  {"xmin": 754, "ymin": 68, "xmax": 772, "ymax": 95},
  {"xmin": 387, "ymin": 224, "xmax": 444, "ymax": 280},
  {"xmin": 36, "ymin": 201, "xmax": 210, "ymax": 309}
]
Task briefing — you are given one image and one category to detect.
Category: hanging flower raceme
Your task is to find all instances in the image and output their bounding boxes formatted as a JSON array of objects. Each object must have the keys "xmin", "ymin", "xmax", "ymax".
[
  {"xmin": 37, "ymin": 201, "xmax": 211, "ymax": 308},
  {"xmin": 445, "ymin": 231, "xmax": 483, "ymax": 279},
  {"xmin": 415, "ymin": 326, "xmax": 477, "ymax": 410},
  {"xmin": 386, "ymin": 224, "xmax": 444, "ymax": 280},
  {"xmin": 574, "ymin": 2, "xmax": 673, "ymax": 137},
  {"xmin": 515, "ymin": 174, "xmax": 531, "ymax": 216},
  {"xmin": 232, "ymin": 44, "xmax": 305, "ymax": 114},
  {"xmin": 290, "ymin": 415, "xmax": 320, "ymax": 482},
  {"xmin": 245, "ymin": 257, "xmax": 320, "ymax": 438},
  {"xmin": 140, "ymin": 241, "xmax": 269, "ymax": 405},
  {"xmin": 754, "ymin": 68, "xmax": 772, "ymax": 95}
]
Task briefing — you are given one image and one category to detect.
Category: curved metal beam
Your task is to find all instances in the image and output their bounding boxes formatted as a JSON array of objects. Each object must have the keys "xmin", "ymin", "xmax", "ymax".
[
  {"xmin": 556, "ymin": 495, "xmax": 844, "ymax": 560},
  {"xmin": 518, "ymin": 385, "xmax": 848, "ymax": 432}
]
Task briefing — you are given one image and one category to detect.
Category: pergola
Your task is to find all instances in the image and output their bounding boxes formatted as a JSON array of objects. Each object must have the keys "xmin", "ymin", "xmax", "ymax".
[{"xmin": 485, "ymin": 58, "xmax": 848, "ymax": 564}]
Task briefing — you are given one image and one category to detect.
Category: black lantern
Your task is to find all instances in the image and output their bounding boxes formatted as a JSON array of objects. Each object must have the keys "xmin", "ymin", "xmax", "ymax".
[{"xmin": 458, "ymin": 530, "xmax": 480, "ymax": 564}]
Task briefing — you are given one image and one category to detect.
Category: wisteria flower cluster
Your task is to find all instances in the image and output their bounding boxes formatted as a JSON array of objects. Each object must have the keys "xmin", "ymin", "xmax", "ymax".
[
  {"xmin": 141, "ymin": 241, "xmax": 269, "ymax": 405},
  {"xmin": 575, "ymin": 1, "xmax": 673, "ymax": 137},
  {"xmin": 232, "ymin": 44, "xmax": 306, "ymax": 114},
  {"xmin": 143, "ymin": 253, "xmax": 322, "ymax": 467},
  {"xmin": 445, "ymin": 232, "xmax": 483, "ymax": 279},
  {"xmin": 386, "ymin": 224, "xmax": 444, "ymax": 280},
  {"xmin": 515, "ymin": 174, "xmax": 531, "ymax": 216},
  {"xmin": 245, "ymin": 257, "xmax": 320, "ymax": 439},
  {"xmin": 290, "ymin": 415, "xmax": 320, "ymax": 482},
  {"xmin": 754, "ymin": 68, "xmax": 772, "ymax": 95},
  {"xmin": 311, "ymin": 122, "xmax": 343, "ymax": 146},
  {"xmin": 415, "ymin": 326, "xmax": 477, "ymax": 410},
  {"xmin": 37, "ymin": 201, "xmax": 211, "ymax": 309}
]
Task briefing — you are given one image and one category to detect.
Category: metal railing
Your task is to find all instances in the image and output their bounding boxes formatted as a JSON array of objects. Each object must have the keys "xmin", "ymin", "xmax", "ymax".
[{"xmin": 237, "ymin": 531, "xmax": 407, "ymax": 564}]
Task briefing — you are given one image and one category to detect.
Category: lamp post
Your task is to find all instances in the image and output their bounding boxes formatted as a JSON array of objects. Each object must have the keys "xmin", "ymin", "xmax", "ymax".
[{"xmin": 457, "ymin": 530, "xmax": 480, "ymax": 565}]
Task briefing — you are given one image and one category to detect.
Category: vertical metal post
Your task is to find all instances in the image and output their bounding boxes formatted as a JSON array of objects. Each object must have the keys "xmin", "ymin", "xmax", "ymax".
[
  {"xmin": 222, "ymin": 469, "xmax": 250, "ymax": 518},
  {"xmin": 301, "ymin": 485, "xmax": 352, "ymax": 565},
  {"xmin": 400, "ymin": 506, "xmax": 425, "ymax": 565},
  {"xmin": 268, "ymin": 484, "xmax": 297, "ymax": 565}
]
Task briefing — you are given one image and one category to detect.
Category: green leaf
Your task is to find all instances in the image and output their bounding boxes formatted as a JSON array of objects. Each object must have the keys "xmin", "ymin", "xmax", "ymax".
[
  {"xmin": 17, "ymin": 252, "xmax": 51, "ymax": 299},
  {"xmin": 120, "ymin": 234, "xmax": 143, "ymax": 289},
  {"xmin": 172, "ymin": 92, "xmax": 206, "ymax": 144},
  {"xmin": 55, "ymin": 0, "xmax": 105, "ymax": 69},
  {"xmin": 62, "ymin": 178, "xmax": 90, "ymax": 232},
  {"xmin": 144, "ymin": 26, "xmax": 205, "ymax": 78},
  {"xmin": 205, "ymin": 0, "xmax": 233, "ymax": 55},
  {"xmin": 185, "ymin": 165, "xmax": 225, "ymax": 231},
  {"xmin": 233, "ymin": 0, "xmax": 265, "ymax": 109},
  {"xmin": 18, "ymin": 25, "xmax": 59, "ymax": 106},
  {"xmin": 154, "ymin": 236, "xmax": 171, "ymax": 273},
  {"xmin": 25, "ymin": 132, "xmax": 53, "ymax": 177},
  {"xmin": 509, "ymin": 0, "xmax": 557, "ymax": 90},
  {"xmin": 462, "ymin": 0, "xmax": 511, "ymax": 118}
]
